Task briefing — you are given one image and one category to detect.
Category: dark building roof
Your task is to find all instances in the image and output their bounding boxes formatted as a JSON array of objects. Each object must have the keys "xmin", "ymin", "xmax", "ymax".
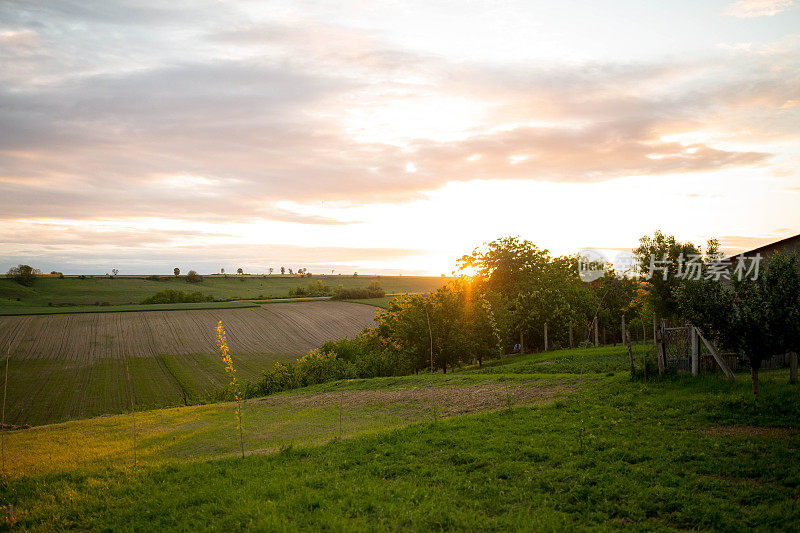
[{"xmin": 725, "ymin": 233, "xmax": 800, "ymax": 262}]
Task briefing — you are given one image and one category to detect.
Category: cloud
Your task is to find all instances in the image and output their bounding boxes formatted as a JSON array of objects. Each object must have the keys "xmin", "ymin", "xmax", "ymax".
[
  {"xmin": 1, "ymin": 241, "xmax": 426, "ymax": 275},
  {"xmin": 724, "ymin": 0, "xmax": 794, "ymax": 18},
  {"xmin": 1, "ymin": 1, "xmax": 799, "ymax": 271}
]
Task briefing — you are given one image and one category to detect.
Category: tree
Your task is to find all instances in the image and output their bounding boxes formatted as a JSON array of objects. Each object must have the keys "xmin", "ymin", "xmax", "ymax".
[
  {"xmin": 237, "ymin": 268, "xmax": 244, "ymax": 275},
  {"xmin": 186, "ymin": 270, "xmax": 202, "ymax": 283},
  {"xmin": 174, "ymin": 267, "xmax": 180, "ymax": 277},
  {"xmin": 458, "ymin": 236, "xmax": 551, "ymax": 298},
  {"xmin": 280, "ymin": 267, "xmax": 285, "ymax": 275},
  {"xmin": 221, "ymin": 268, "xmax": 225, "ymax": 275},
  {"xmin": 7, "ymin": 264, "xmax": 38, "ymax": 286},
  {"xmin": 111, "ymin": 268, "xmax": 119, "ymax": 277},
  {"xmin": 633, "ymin": 231, "xmax": 705, "ymax": 318},
  {"xmin": 458, "ymin": 237, "xmax": 603, "ymax": 351},
  {"xmin": 676, "ymin": 252, "xmax": 800, "ymax": 395},
  {"xmin": 269, "ymin": 268, "xmax": 274, "ymax": 275},
  {"xmin": 288, "ymin": 268, "xmax": 293, "ymax": 275}
]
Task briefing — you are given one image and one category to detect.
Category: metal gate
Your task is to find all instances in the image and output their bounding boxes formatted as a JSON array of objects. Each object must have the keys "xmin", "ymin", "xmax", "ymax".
[{"xmin": 662, "ymin": 325, "xmax": 691, "ymax": 370}]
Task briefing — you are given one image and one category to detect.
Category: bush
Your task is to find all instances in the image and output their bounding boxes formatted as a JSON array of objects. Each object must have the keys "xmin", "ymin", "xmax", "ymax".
[
  {"xmin": 247, "ymin": 336, "xmax": 408, "ymax": 398},
  {"xmin": 186, "ymin": 270, "xmax": 202, "ymax": 283},
  {"xmin": 288, "ymin": 280, "xmax": 331, "ymax": 297},
  {"xmin": 141, "ymin": 289, "xmax": 213, "ymax": 304},
  {"xmin": 145, "ymin": 275, "xmax": 161, "ymax": 281},
  {"xmin": 331, "ymin": 281, "xmax": 385, "ymax": 300}
]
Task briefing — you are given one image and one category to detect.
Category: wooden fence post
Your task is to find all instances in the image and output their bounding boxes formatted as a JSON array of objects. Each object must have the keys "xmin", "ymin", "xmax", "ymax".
[
  {"xmin": 569, "ymin": 322, "xmax": 574, "ymax": 349},
  {"xmin": 626, "ymin": 328, "xmax": 634, "ymax": 375},
  {"xmin": 695, "ymin": 328, "xmax": 735, "ymax": 379},
  {"xmin": 660, "ymin": 319, "xmax": 667, "ymax": 372},
  {"xmin": 790, "ymin": 352, "xmax": 798, "ymax": 384},
  {"xmin": 691, "ymin": 326, "xmax": 699, "ymax": 377},
  {"xmin": 621, "ymin": 316, "xmax": 626, "ymax": 347},
  {"xmin": 654, "ymin": 313, "xmax": 664, "ymax": 375},
  {"xmin": 543, "ymin": 322, "xmax": 548, "ymax": 352},
  {"xmin": 593, "ymin": 317, "xmax": 599, "ymax": 347}
]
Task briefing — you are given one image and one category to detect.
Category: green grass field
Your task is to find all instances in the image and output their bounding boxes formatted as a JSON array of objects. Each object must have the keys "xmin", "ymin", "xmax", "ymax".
[
  {"xmin": 1, "ymin": 344, "xmax": 797, "ymax": 530},
  {"xmin": 0, "ymin": 275, "xmax": 447, "ymax": 314}
]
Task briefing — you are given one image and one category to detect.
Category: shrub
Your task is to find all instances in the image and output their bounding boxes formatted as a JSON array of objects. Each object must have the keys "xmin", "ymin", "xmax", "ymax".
[
  {"xmin": 141, "ymin": 289, "xmax": 213, "ymax": 304},
  {"xmin": 247, "ymin": 336, "xmax": 408, "ymax": 398},
  {"xmin": 331, "ymin": 281, "xmax": 385, "ymax": 300},
  {"xmin": 186, "ymin": 270, "xmax": 202, "ymax": 283},
  {"xmin": 288, "ymin": 280, "xmax": 331, "ymax": 297}
]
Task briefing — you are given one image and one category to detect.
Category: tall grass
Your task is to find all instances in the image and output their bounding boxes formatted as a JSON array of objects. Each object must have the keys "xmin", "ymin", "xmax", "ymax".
[
  {"xmin": 123, "ymin": 359, "xmax": 137, "ymax": 470},
  {"xmin": 1, "ymin": 346, "xmax": 7, "ymax": 478},
  {"xmin": 216, "ymin": 320, "xmax": 244, "ymax": 458}
]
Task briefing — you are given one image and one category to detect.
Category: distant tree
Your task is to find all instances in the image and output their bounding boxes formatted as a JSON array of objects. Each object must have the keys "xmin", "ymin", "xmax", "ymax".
[
  {"xmin": 288, "ymin": 268, "xmax": 293, "ymax": 275},
  {"xmin": 111, "ymin": 268, "xmax": 119, "ymax": 277},
  {"xmin": 281, "ymin": 267, "xmax": 285, "ymax": 275},
  {"xmin": 353, "ymin": 272, "xmax": 358, "ymax": 277},
  {"xmin": 269, "ymin": 268, "xmax": 274, "ymax": 275},
  {"xmin": 221, "ymin": 268, "xmax": 225, "ymax": 275},
  {"xmin": 174, "ymin": 267, "xmax": 180, "ymax": 277},
  {"xmin": 7, "ymin": 264, "xmax": 38, "ymax": 286},
  {"xmin": 237, "ymin": 268, "xmax": 244, "ymax": 275},
  {"xmin": 186, "ymin": 270, "xmax": 202, "ymax": 283}
]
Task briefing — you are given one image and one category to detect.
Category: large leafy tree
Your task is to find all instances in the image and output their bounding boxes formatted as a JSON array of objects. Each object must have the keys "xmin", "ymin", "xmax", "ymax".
[
  {"xmin": 459, "ymin": 237, "xmax": 603, "ymax": 350},
  {"xmin": 7, "ymin": 264, "xmax": 39, "ymax": 286},
  {"xmin": 676, "ymin": 252, "xmax": 800, "ymax": 395},
  {"xmin": 634, "ymin": 231, "xmax": 704, "ymax": 318},
  {"xmin": 457, "ymin": 236, "xmax": 551, "ymax": 297}
]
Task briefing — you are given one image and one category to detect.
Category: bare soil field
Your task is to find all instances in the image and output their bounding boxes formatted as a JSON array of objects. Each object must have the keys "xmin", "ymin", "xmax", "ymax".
[
  {"xmin": 0, "ymin": 302, "xmax": 377, "ymax": 426},
  {"xmin": 0, "ymin": 301, "xmax": 377, "ymax": 360}
]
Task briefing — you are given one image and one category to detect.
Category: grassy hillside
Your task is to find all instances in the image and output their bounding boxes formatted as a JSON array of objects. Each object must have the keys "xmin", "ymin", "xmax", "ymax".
[
  {"xmin": 2, "ymin": 358, "xmax": 797, "ymax": 530},
  {"xmin": 0, "ymin": 275, "xmax": 448, "ymax": 313}
]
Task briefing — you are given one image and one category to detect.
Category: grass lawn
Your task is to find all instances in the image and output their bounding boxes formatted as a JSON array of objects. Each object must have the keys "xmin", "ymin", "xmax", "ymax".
[
  {"xmin": 1, "ymin": 347, "xmax": 797, "ymax": 530},
  {"xmin": 464, "ymin": 342, "xmax": 652, "ymax": 375},
  {"xmin": 0, "ymin": 275, "xmax": 447, "ymax": 313}
]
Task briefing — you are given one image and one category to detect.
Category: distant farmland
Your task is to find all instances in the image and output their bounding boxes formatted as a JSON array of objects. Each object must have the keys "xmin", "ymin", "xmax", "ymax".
[
  {"xmin": 0, "ymin": 274, "xmax": 449, "ymax": 312},
  {"xmin": 0, "ymin": 301, "xmax": 378, "ymax": 426}
]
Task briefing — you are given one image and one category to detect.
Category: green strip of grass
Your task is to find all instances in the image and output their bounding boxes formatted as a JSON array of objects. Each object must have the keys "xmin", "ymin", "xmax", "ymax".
[
  {"xmin": 0, "ymin": 300, "xmax": 261, "ymax": 316},
  {"xmin": 5, "ymin": 371, "xmax": 798, "ymax": 530}
]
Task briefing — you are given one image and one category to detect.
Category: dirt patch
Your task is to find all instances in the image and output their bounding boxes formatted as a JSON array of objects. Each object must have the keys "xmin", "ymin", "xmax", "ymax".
[
  {"xmin": 255, "ymin": 381, "xmax": 570, "ymax": 418},
  {"xmin": 702, "ymin": 426, "xmax": 798, "ymax": 438}
]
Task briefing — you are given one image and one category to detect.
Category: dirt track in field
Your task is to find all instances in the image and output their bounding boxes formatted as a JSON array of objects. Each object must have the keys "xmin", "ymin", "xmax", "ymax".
[
  {"xmin": 0, "ymin": 301, "xmax": 378, "ymax": 360},
  {"xmin": 256, "ymin": 381, "xmax": 570, "ymax": 417}
]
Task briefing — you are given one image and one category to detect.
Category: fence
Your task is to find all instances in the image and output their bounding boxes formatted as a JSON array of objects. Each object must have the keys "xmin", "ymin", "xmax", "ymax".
[{"xmin": 658, "ymin": 320, "xmax": 792, "ymax": 376}]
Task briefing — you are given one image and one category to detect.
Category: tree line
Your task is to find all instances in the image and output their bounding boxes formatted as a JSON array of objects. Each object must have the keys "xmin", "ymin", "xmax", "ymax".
[{"xmin": 247, "ymin": 234, "xmax": 799, "ymax": 397}]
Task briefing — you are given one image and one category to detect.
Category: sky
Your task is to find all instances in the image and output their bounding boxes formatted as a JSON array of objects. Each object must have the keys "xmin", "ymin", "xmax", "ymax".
[{"xmin": 1, "ymin": 0, "xmax": 799, "ymax": 275}]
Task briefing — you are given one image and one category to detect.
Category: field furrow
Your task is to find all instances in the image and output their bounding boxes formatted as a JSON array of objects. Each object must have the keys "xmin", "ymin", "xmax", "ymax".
[{"xmin": 0, "ymin": 302, "xmax": 376, "ymax": 426}]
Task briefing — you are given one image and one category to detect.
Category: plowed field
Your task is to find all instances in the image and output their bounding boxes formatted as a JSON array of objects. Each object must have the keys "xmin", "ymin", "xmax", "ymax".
[{"xmin": 0, "ymin": 302, "xmax": 377, "ymax": 426}]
